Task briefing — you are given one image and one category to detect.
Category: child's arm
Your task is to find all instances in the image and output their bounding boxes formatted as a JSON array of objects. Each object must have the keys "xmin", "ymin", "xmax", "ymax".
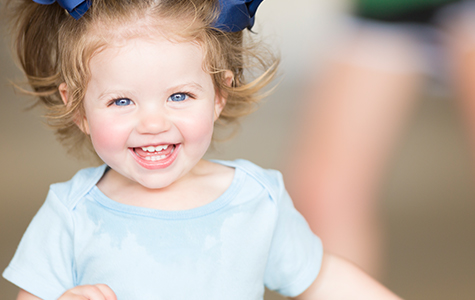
[
  {"xmin": 17, "ymin": 285, "xmax": 117, "ymax": 300},
  {"xmin": 292, "ymin": 253, "xmax": 402, "ymax": 300},
  {"xmin": 17, "ymin": 289, "xmax": 40, "ymax": 300}
]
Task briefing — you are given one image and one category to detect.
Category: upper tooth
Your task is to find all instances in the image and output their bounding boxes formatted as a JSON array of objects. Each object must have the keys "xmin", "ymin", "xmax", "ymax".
[
  {"xmin": 141, "ymin": 145, "xmax": 169, "ymax": 152},
  {"xmin": 141, "ymin": 146, "xmax": 153, "ymax": 152}
]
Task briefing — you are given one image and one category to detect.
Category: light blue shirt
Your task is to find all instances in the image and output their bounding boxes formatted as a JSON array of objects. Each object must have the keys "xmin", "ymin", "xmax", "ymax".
[{"xmin": 3, "ymin": 159, "xmax": 323, "ymax": 300}]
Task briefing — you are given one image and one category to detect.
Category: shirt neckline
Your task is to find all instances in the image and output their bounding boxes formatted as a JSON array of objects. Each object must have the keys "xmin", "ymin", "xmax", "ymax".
[{"xmin": 88, "ymin": 162, "xmax": 243, "ymax": 220}]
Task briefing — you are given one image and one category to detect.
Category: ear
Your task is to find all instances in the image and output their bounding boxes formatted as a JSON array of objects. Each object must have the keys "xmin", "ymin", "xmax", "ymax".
[
  {"xmin": 59, "ymin": 83, "xmax": 90, "ymax": 134},
  {"xmin": 58, "ymin": 82, "xmax": 69, "ymax": 105},
  {"xmin": 214, "ymin": 70, "xmax": 233, "ymax": 121}
]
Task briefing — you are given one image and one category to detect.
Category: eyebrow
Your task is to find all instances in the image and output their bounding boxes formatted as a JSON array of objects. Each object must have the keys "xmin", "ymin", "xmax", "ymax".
[
  {"xmin": 170, "ymin": 82, "xmax": 205, "ymax": 92},
  {"xmin": 97, "ymin": 90, "xmax": 132, "ymax": 102}
]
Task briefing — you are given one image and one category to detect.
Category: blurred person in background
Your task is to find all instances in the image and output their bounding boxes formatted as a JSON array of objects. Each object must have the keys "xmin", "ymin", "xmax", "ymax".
[{"xmin": 284, "ymin": 0, "xmax": 475, "ymax": 278}]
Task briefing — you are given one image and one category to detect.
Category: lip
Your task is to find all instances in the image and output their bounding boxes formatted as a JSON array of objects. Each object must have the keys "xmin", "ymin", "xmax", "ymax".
[{"xmin": 129, "ymin": 144, "xmax": 180, "ymax": 170}]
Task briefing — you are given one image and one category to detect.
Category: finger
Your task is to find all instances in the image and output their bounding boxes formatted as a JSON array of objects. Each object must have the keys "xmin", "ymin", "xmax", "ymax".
[
  {"xmin": 94, "ymin": 284, "xmax": 117, "ymax": 300},
  {"xmin": 58, "ymin": 292, "xmax": 87, "ymax": 300},
  {"xmin": 60, "ymin": 285, "xmax": 107, "ymax": 300}
]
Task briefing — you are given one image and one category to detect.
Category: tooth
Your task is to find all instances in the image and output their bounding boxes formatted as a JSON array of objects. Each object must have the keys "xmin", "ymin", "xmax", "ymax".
[{"xmin": 142, "ymin": 147, "xmax": 147, "ymax": 151}]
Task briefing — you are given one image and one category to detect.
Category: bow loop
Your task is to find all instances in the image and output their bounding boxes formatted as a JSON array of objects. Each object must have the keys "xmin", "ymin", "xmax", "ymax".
[
  {"xmin": 215, "ymin": 0, "xmax": 264, "ymax": 32},
  {"xmin": 33, "ymin": 0, "xmax": 91, "ymax": 20}
]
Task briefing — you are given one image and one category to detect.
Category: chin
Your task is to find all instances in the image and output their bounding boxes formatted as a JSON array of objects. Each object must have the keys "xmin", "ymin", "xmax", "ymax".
[{"xmin": 136, "ymin": 177, "xmax": 177, "ymax": 190}]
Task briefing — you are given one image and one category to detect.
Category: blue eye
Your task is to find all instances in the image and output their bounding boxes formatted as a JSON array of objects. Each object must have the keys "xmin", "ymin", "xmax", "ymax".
[
  {"xmin": 168, "ymin": 93, "xmax": 188, "ymax": 102},
  {"xmin": 113, "ymin": 98, "xmax": 132, "ymax": 106}
]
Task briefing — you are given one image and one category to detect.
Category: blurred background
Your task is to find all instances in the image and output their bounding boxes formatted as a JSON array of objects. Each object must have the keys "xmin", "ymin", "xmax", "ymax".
[{"xmin": 1, "ymin": 0, "xmax": 475, "ymax": 299}]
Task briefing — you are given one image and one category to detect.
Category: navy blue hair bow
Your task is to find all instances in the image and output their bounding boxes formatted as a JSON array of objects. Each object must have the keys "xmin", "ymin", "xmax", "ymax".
[
  {"xmin": 215, "ymin": 0, "xmax": 264, "ymax": 32},
  {"xmin": 32, "ymin": 0, "xmax": 263, "ymax": 31},
  {"xmin": 33, "ymin": 0, "xmax": 91, "ymax": 20}
]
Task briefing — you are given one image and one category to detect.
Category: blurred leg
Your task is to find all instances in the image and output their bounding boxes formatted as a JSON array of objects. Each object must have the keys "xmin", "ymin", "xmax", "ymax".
[
  {"xmin": 443, "ymin": 3, "xmax": 475, "ymax": 170},
  {"xmin": 284, "ymin": 26, "xmax": 424, "ymax": 278}
]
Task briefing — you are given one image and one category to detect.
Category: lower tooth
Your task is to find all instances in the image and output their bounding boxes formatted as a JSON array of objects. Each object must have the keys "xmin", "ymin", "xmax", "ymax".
[{"xmin": 144, "ymin": 155, "xmax": 167, "ymax": 161}]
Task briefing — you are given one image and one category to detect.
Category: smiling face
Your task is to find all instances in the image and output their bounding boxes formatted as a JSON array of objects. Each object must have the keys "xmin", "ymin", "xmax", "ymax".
[{"xmin": 78, "ymin": 35, "xmax": 226, "ymax": 190}]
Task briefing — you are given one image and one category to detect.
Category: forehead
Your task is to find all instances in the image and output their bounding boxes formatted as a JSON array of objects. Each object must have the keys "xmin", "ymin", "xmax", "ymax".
[
  {"xmin": 91, "ymin": 34, "xmax": 204, "ymax": 70},
  {"xmin": 86, "ymin": 35, "xmax": 212, "ymax": 94}
]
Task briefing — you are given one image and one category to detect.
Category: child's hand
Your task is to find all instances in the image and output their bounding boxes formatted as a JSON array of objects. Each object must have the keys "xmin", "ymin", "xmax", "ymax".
[{"xmin": 58, "ymin": 284, "xmax": 117, "ymax": 300}]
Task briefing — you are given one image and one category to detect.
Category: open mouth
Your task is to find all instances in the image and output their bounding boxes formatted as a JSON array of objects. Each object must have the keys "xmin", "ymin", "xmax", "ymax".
[
  {"xmin": 133, "ymin": 144, "xmax": 176, "ymax": 161},
  {"xmin": 130, "ymin": 144, "xmax": 179, "ymax": 169}
]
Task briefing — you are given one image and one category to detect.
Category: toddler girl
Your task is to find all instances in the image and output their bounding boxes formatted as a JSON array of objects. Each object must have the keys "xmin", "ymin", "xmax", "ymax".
[{"xmin": 4, "ymin": 0, "xmax": 402, "ymax": 299}]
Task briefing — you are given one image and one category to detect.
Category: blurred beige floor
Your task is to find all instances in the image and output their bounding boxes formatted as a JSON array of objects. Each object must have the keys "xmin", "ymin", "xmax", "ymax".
[{"xmin": 2, "ymin": 2, "xmax": 475, "ymax": 300}]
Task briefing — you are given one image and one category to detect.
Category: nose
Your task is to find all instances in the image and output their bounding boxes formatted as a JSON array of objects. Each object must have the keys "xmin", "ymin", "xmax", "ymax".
[{"xmin": 136, "ymin": 106, "xmax": 172, "ymax": 135}]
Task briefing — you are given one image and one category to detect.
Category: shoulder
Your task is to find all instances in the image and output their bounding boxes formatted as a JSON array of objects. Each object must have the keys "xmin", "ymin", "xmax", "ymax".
[
  {"xmin": 212, "ymin": 159, "xmax": 285, "ymax": 202},
  {"xmin": 214, "ymin": 159, "xmax": 283, "ymax": 186},
  {"xmin": 48, "ymin": 165, "xmax": 108, "ymax": 210}
]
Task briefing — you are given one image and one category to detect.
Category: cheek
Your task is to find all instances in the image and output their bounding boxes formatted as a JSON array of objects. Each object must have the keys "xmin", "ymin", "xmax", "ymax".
[
  {"xmin": 179, "ymin": 112, "xmax": 216, "ymax": 147},
  {"xmin": 87, "ymin": 116, "xmax": 131, "ymax": 154}
]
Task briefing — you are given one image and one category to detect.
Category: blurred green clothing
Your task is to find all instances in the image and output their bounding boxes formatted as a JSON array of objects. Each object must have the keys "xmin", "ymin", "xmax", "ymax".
[{"xmin": 356, "ymin": 0, "xmax": 460, "ymax": 20}]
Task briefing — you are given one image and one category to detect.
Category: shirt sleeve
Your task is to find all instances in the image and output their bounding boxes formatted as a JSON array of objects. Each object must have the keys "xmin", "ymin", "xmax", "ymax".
[
  {"xmin": 3, "ymin": 188, "xmax": 75, "ymax": 300},
  {"xmin": 264, "ymin": 172, "xmax": 324, "ymax": 297}
]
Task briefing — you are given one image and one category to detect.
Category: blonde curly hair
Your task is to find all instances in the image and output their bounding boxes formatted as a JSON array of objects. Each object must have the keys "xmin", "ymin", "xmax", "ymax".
[{"xmin": 7, "ymin": 0, "xmax": 278, "ymax": 157}]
